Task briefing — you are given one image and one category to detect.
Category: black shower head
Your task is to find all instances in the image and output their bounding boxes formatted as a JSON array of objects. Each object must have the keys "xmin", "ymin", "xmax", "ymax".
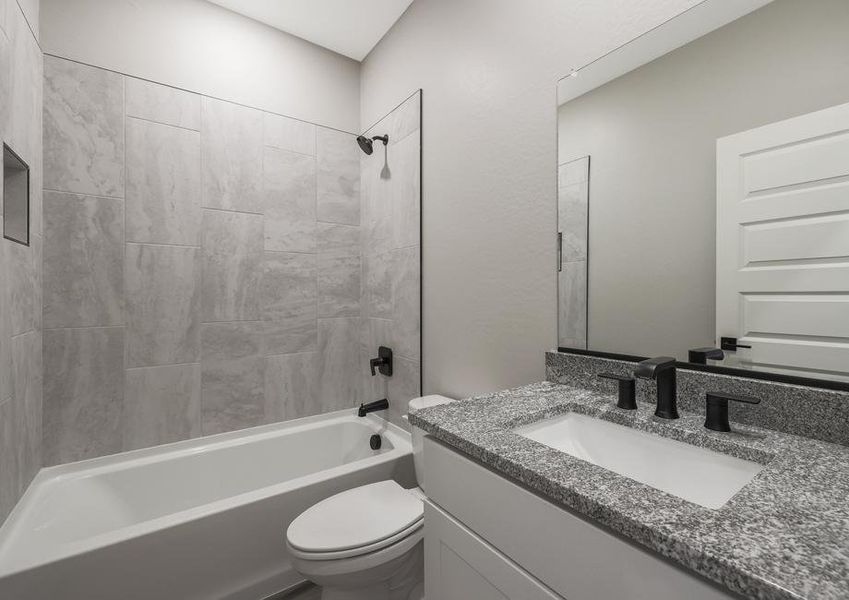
[
  {"xmin": 357, "ymin": 135, "xmax": 374, "ymax": 155},
  {"xmin": 356, "ymin": 134, "xmax": 389, "ymax": 155}
]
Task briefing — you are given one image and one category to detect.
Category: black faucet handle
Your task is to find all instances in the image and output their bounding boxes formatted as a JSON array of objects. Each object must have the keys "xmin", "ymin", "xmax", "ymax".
[
  {"xmin": 598, "ymin": 373, "xmax": 637, "ymax": 410},
  {"xmin": 704, "ymin": 392, "xmax": 761, "ymax": 432}
]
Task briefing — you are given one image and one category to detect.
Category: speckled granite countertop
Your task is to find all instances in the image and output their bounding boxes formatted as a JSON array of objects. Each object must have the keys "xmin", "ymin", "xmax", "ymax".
[{"xmin": 409, "ymin": 382, "xmax": 849, "ymax": 600}]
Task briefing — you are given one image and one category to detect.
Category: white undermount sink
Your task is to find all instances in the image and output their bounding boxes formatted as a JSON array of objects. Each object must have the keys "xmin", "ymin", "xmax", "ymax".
[{"xmin": 514, "ymin": 412, "xmax": 764, "ymax": 509}]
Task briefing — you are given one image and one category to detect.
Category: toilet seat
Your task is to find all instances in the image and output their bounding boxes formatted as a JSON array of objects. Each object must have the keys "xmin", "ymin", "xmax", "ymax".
[{"xmin": 286, "ymin": 481, "xmax": 424, "ymax": 561}]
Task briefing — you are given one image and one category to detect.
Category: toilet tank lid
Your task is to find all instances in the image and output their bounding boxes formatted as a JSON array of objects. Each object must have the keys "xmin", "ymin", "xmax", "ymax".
[{"xmin": 408, "ymin": 394, "xmax": 454, "ymax": 412}]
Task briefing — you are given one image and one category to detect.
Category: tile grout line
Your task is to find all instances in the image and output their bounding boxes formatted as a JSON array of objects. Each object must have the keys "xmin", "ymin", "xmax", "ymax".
[
  {"xmin": 126, "ymin": 113, "xmax": 200, "ymax": 133},
  {"xmin": 43, "ymin": 188, "xmax": 125, "ymax": 202},
  {"xmin": 125, "ymin": 361, "xmax": 201, "ymax": 372}
]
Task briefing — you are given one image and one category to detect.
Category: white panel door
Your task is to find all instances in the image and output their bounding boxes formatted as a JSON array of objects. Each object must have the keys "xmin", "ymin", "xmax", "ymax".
[{"xmin": 716, "ymin": 101, "xmax": 849, "ymax": 380}]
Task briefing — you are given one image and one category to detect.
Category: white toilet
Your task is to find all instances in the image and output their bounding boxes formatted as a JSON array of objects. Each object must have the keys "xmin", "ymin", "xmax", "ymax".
[{"xmin": 285, "ymin": 395, "xmax": 454, "ymax": 600}]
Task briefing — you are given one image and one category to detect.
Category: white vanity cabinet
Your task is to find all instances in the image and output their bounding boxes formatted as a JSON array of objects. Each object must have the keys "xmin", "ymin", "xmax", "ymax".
[{"xmin": 422, "ymin": 436, "xmax": 740, "ymax": 600}]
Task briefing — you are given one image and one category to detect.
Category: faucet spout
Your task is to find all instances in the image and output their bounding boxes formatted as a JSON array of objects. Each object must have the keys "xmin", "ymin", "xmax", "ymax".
[
  {"xmin": 634, "ymin": 357, "xmax": 679, "ymax": 419},
  {"xmin": 358, "ymin": 398, "xmax": 389, "ymax": 417}
]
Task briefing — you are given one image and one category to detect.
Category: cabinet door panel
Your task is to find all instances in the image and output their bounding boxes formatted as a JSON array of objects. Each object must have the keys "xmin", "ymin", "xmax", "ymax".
[
  {"xmin": 425, "ymin": 501, "xmax": 563, "ymax": 600},
  {"xmin": 423, "ymin": 436, "xmax": 739, "ymax": 600}
]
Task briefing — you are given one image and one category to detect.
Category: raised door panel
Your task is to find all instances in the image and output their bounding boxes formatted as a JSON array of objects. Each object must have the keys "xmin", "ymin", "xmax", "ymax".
[{"xmin": 716, "ymin": 101, "xmax": 849, "ymax": 380}]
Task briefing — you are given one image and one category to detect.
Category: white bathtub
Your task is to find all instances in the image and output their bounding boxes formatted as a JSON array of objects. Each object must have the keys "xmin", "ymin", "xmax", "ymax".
[{"xmin": 0, "ymin": 410, "xmax": 414, "ymax": 600}]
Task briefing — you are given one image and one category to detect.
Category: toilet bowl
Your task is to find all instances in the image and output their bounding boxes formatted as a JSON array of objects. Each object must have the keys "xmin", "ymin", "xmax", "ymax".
[{"xmin": 285, "ymin": 395, "xmax": 454, "ymax": 600}]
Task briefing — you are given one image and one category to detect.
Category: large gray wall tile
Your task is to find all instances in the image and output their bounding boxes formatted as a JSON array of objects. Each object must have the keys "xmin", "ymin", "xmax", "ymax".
[
  {"xmin": 125, "ymin": 77, "xmax": 201, "ymax": 130},
  {"xmin": 43, "ymin": 56, "xmax": 124, "ymax": 197},
  {"xmin": 126, "ymin": 244, "xmax": 201, "ymax": 367},
  {"xmin": 11, "ymin": 330, "xmax": 41, "ymax": 491},
  {"xmin": 318, "ymin": 223, "xmax": 359, "ymax": 255},
  {"xmin": 43, "ymin": 192, "xmax": 124, "ymax": 328},
  {"xmin": 316, "ymin": 127, "xmax": 360, "ymax": 225},
  {"xmin": 318, "ymin": 254, "xmax": 361, "ymax": 318},
  {"xmin": 262, "ymin": 252, "xmax": 317, "ymax": 355},
  {"xmin": 390, "ymin": 132, "xmax": 421, "ymax": 249},
  {"xmin": 42, "ymin": 327, "xmax": 124, "ymax": 465},
  {"xmin": 0, "ymin": 31, "xmax": 9, "ymax": 146},
  {"xmin": 391, "ymin": 246, "xmax": 420, "ymax": 361},
  {"xmin": 0, "ymin": 399, "xmax": 17, "ymax": 521},
  {"xmin": 0, "ymin": 230, "xmax": 10, "ymax": 404},
  {"xmin": 364, "ymin": 251, "xmax": 392, "ymax": 319},
  {"xmin": 264, "ymin": 113, "xmax": 315, "ymax": 156},
  {"xmin": 317, "ymin": 318, "xmax": 361, "ymax": 413},
  {"xmin": 265, "ymin": 352, "xmax": 319, "ymax": 422},
  {"xmin": 201, "ymin": 210, "xmax": 263, "ymax": 321},
  {"xmin": 201, "ymin": 322, "xmax": 265, "ymax": 435},
  {"xmin": 123, "ymin": 363, "xmax": 201, "ymax": 450},
  {"xmin": 126, "ymin": 117, "xmax": 202, "ymax": 246},
  {"xmin": 263, "ymin": 147, "xmax": 316, "ymax": 253},
  {"xmin": 201, "ymin": 97, "xmax": 263, "ymax": 213},
  {"xmin": 5, "ymin": 238, "xmax": 36, "ymax": 336}
]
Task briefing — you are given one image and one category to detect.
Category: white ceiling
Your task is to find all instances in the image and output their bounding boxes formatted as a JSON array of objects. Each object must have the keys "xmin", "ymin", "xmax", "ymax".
[{"xmin": 205, "ymin": 0, "xmax": 415, "ymax": 61}]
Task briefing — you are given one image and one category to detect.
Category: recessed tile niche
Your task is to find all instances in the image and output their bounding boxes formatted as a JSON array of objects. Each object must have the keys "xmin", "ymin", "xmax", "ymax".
[{"xmin": 3, "ymin": 143, "xmax": 30, "ymax": 246}]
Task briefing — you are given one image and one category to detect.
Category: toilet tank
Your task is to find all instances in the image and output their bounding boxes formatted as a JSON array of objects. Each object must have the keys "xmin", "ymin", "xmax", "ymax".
[{"xmin": 407, "ymin": 395, "xmax": 454, "ymax": 490}]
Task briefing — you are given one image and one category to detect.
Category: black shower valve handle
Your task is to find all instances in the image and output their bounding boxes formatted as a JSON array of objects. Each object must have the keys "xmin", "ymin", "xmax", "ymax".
[{"xmin": 369, "ymin": 346, "xmax": 393, "ymax": 377}]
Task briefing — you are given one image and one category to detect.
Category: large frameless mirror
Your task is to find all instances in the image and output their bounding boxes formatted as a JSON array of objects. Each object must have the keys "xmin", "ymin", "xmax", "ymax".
[{"xmin": 556, "ymin": 0, "xmax": 849, "ymax": 384}]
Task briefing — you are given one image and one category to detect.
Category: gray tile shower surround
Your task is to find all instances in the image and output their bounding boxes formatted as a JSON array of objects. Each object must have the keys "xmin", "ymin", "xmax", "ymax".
[
  {"xmin": 409, "ymin": 353, "xmax": 849, "ymax": 600},
  {"xmin": 40, "ymin": 54, "xmax": 421, "ymax": 466}
]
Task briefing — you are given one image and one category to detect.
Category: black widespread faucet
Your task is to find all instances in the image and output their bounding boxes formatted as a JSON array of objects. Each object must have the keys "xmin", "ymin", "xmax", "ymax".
[{"xmin": 634, "ymin": 357, "xmax": 679, "ymax": 419}]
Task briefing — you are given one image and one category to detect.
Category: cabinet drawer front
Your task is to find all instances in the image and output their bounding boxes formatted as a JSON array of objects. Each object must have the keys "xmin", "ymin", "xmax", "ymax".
[
  {"xmin": 425, "ymin": 501, "xmax": 562, "ymax": 600},
  {"xmin": 423, "ymin": 436, "xmax": 739, "ymax": 600}
]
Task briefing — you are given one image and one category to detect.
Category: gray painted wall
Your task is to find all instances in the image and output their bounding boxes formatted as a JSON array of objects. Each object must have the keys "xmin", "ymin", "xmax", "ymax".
[
  {"xmin": 39, "ymin": 0, "xmax": 361, "ymax": 132},
  {"xmin": 0, "ymin": 0, "xmax": 43, "ymax": 523},
  {"xmin": 558, "ymin": 0, "xmax": 849, "ymax": 360},
  {"xmin": 361, "ymin": 0, "xmax": 704, "ymax": 399},
  {"xmin": 42, "ymin": 56, "xmax": 363, "ymax": 465}
]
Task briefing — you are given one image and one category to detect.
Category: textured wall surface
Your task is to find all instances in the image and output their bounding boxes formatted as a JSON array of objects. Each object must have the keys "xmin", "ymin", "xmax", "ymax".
[
  {"xmin": 42, "ymin": 57, "xmax": 363, "ymax": 465},
  {"xmin": 361, "ymin": 92, "xmax": 422, "ymax": 428},
  {"xmin": 361, "ymin": 0, "xmax": 703, "ymax": 399},
  {"xmin": 0, "ymin": 0, "xmax": 43, "ymax": 523},
  {"xmin": 39, "ymin": 0, "xmax": 360, "ymax": 132}
]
